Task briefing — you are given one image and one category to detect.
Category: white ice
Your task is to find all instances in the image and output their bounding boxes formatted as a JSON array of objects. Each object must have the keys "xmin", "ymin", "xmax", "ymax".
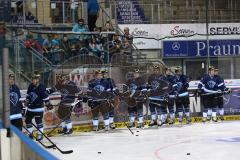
[{"xmin": 43, "ymin": 121, "xmax": 240, "ymax": 160}]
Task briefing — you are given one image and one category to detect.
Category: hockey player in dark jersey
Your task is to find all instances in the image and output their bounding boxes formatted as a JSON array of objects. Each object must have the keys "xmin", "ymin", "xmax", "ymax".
[
  {"xmin": 25, "ymin": 73, "xmax": 52, "ymax": 140},
  {"xmin": 198, "ymin": 66, "xmax": 220, "ymax": 122},
  {"xmin": 164, "ymin": 68, "xmax": 176, "ymax": 124},
  {"xmin": 55, "ymin": 74, "xmax": 81, "ymax": 135},
  {"xmin": 214, "ymin": 68, "xmax": 230, "ymax": 121},
  {"xmin": 174, "ymin": 67, "xmax": 191, "ymax": 124},
  {"xmin": 88, "ymin": 70, "xmax": 111, "ymax": 131},
  {"xmin": 126, "ymin": 68, "xmax": 147, "ymax": 128},
  {"xmin": 101, "ymin": 69, "xmax": 117, "ymax": 129},
  {"xmin": 148, "ymin": 65, "xmax": 167, "ymax": 126},
  {"xmin": 9, "ymin": 74, "xmax": 23, "ymax": 131}
]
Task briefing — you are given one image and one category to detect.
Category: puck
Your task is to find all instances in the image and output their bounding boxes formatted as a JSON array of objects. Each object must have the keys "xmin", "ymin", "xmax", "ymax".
[
  {"xmin": 98, "ymin": 152, "xmax": 101, "ymax": 154},
  {"xmin": 187, "ymin": 153, "xmax": 190, "ymax": 155},
  {"xmin": 135, "ymin": 135, "xmax": 139, "ymax": 136},
  {"xmin": 136, "ymin": 131, "xmax": 139, "ymax": 132}
]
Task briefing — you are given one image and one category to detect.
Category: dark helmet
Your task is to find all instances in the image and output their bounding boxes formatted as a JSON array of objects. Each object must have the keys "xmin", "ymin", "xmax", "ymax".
[{"xmin": 9, "ymin": 73, "xmax": 15, "ymax": 79}]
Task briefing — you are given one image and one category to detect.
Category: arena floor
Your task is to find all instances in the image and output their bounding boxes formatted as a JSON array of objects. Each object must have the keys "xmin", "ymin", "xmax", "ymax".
[{"xmin": 43, "ymin": 121, "xmax": 240, "ymax": 160}]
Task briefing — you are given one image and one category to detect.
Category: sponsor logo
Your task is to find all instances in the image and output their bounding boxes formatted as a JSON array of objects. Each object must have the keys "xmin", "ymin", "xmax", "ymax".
[
  {"xmin": 170, "ymin": 26, "xmax": 195, "ymax": 36},
  {"xmin": 172, "ymin": 42, "xmax": 181, "ymax": 50},
  {"xmin": 132, "ymin": 28, "xmax": 149, "ymax": 36},
  {"xmin": 210, "ymin": 26, "xmax": 240, "ymax": 35}
]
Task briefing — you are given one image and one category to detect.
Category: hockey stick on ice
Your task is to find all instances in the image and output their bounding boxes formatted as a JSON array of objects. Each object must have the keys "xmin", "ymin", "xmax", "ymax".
[
  {"xmin": 31, "ymin": 122, "xmax": 73, "ymax": 154},
  {"xmin": 23, "ymin": 126, "xmax": 55, "ymax": 149}
]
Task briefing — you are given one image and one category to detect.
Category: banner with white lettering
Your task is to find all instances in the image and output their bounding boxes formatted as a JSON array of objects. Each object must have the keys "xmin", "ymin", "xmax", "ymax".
[
  {"xmin": 119, "ymin": 23, "xmax": 240, "ymax": 49},
  {"xmin": 163, "ymin": 40, "xmax": 240, "ymax": 58}
]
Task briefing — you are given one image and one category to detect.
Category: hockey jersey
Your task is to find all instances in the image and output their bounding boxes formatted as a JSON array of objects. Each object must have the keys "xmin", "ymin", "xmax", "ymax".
[
  {"xmin": 198, "ymin": 74, "xmax": 219, "ymax": 93},
  {"xmin": 214, "ymin": 75, "xmax": 226, "ymax": 91},
  {"xmin": 9, "ymin": 84, "xmax": 23, "ymax": 120},
  {"xmin": 26, "ymin": 83, "xmax": 49, "ymax": 111},
  {"xmin": 174, "ymin": 74, "xmax": 189, "ymax": 94},
  {"xmin": 164, "ymin": 74, "xmax": 177, "ymax": 95},
  {"xmin": 56, "ymin": 80, "xmax": 80, "ymax": 104}
]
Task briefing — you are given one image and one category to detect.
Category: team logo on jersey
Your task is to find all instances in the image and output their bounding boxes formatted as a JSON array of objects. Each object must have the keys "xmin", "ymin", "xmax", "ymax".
[
  {"xmin": 207, "ymin": 81, "xmax": 216, "ymax": 89},
  {"xmin": 175, "ymin": 82, "xmax": 183, "ymax": 91},
  {"xmin": 94, "ymin": 85, "xmax": 105, "ymax": 93},
  {"xmin": 129, "ymin": 83, "xmax": 137, "ymax": 90},
  {"xmin": 28, "ymin": 92, "xmax": 38, "ymax": 103},
  {"xmin": 151, "ymin": 81, "xmax": 160, "ymax": 90},
  {"xmin": 9, "ymin": 92, "xmax": 19, "ymax": 106}
]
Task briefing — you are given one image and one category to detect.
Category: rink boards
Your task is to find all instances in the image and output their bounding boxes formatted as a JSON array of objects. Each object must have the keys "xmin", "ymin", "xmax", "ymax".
[{"xmin": 44, "ymin": 115, "xmax": 240, "ymax": 136}]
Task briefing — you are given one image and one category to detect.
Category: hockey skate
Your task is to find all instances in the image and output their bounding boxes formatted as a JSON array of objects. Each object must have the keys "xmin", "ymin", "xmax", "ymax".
[
  {"xmin": 212, "ymin": 116, "xmax": 218, "ymax": 122},
  {"xmin": 136, "ymin": 123, "xmax": 144, "ymax": 128},
  {"xmin": 58, "ymin": 127, "xmax": 67, "ymax": 134},
  {"xmin": 105, "ymin": 125, "xmax": 110, "ymax": 131},
  {"xmin": 110, "ymin": 123, "xmax": 116, "ymax": 129},
  {"xmin": 148, "ymin": 120, "xmax": 157, "ymax": 126},
  {"xmin": 64, "ymin": 129, "xmax": 73, "ymax": 135},
  {"xmin": 128, "ymin": 122, "xmax": 134, "ymax": 128},
  {"xmin": 207, "ymin": 116, "xmax": 211, "ymax": 121},
  {"xmin": 202, "ymin": 117, "xmax": 207, "ymax": 123},
  {"xmin": 157, "ymin": 119, "xmax": 163, "ymax": 126},
  {"xmin": 93, "ymin": 126, "xmax": 99, "ymax": 131},
  {"xmin": 36, "ymin": 134, "xmax": 43, "ymax": 141},
  {"xmin": 186, "ymin": 117, "xmax": 191, "ymax": 124},
  {"xmin": 178, "ymin": 117, "xmax": 183, "ymax": 123},
  {"xmin": 220, "ymin": 116, "xmax": 224, "ymax": 121},
  {"xmin": 168, "ymin": 118, "xmax": 175, "ymax": 125}
]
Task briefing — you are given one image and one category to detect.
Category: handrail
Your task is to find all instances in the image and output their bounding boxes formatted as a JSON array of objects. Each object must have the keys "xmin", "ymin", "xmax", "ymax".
[
  {"xmin": 9, "ymin": 63, "xmax": 32, "ymax": 84},
  {"xmin": 19, "ymin": 40, "xmax": 53, "ymax": 68}
]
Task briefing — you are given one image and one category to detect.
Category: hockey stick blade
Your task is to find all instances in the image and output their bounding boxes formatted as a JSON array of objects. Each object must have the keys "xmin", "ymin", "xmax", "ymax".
[
  {"xmin": 23, "ymin": 126, "xmax": 55, "ymax": 149},
  {"xmin": 30, "ymin": 122, "xmax": 73, "ymax": 154}
]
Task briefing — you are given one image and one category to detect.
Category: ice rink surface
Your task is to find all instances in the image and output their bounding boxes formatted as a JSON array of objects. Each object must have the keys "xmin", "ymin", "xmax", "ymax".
[{"xmin": 45, "ymin": 121, "xmax": 240, "ymax": 160}]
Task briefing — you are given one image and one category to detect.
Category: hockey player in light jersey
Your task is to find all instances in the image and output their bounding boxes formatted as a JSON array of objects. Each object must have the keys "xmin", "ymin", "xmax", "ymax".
[
  {"xmin": 198, "ymin": 66, "xmax": 220, "ymax": 122},
  {"xmin": 9, "ymin": 74, "xmax": 23, "ymax": 131},
  {"xmin": 25, "ymin": 73, "xmax": 52, "ymax": 140},
  {"xmin": 174, "ymin": 67, "xmax": 191, "ymax": 124}
]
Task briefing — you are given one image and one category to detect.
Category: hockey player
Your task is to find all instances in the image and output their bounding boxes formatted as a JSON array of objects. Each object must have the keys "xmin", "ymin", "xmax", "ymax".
[
  {"xmin": 101, "ymin": 69, "xmax": 117, "ymax": 129},
  {"xmin": 9, "ymin": 74, "xmax": 23, "ymax": 131},
  {"xmin": 198, "ymin": 66, "xmax": 219, "ymax": 122},
  {"xmin": 164, "ymin": 67, "xmax": 176, "ymax": 124},
  {"xmin": 174, "ymin": 67, "xmax": 191, "ymax": 124},
  {"xmin": 126, "ymin": 68, "xmax": 147, "ymax": 128},
  {"xmin": 88, "ymin": 70, "xmax": 111, "ymax": 131},
  {"xmin": 214, "ymin": 68, "xmax": 230, "ymax": 121},
  {"xmin": 55, "ymin": 74, "xmax": 80, "ymax": 135},
  {"xmin": 148, "ymin": 65, "xmax": 167, "ymax": 127},
  {"xmin": 25, "ymin": 73, "xmax": 52, "ymax": 140}
]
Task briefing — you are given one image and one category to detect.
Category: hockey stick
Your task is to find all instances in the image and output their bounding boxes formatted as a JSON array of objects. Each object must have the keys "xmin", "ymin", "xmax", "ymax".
[
  {"xmin": 22, "ymin": 126, "xmax": 55, "ymax": 149},
  {"xmin": 31, "ymin": 122, "xmax": 73, "ymax": 154},
  {"xmin": 123, "ymin": 121, "xmax": 134, "ymax": 135},
  {"xmin": 108, "ymin": 101, "xmax": 134, "ymax": 135}
]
